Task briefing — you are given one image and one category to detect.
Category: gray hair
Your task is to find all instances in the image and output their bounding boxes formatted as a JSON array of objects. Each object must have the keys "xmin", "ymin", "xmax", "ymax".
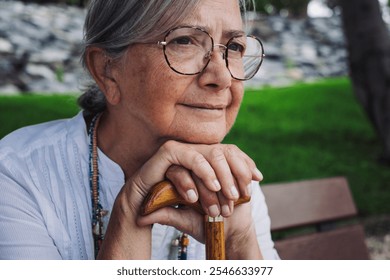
[{"xmin": 78, "ymin": 0, "xmax": 254, "ymax": 115}]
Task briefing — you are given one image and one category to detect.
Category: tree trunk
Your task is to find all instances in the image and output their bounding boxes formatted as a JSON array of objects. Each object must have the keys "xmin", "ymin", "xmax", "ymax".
[{"xmin": 340, "ymin": 0, "xmax": 390, "ymax": 164}]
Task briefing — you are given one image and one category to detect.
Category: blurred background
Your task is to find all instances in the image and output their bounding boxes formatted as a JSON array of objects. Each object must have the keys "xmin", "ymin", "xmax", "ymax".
[{"xmin": 0, "ymin": 0, "xmax": 389, "ymax": 259}]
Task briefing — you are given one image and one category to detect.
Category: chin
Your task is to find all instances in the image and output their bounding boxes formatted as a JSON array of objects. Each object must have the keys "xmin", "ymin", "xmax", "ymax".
[
  {"xmin": 178, "ymin": 130, "xmax": 227, "ymax": 145},
  {"xmin": 166, "ymin": 121, "xmax": 231, "ymax": 144}
]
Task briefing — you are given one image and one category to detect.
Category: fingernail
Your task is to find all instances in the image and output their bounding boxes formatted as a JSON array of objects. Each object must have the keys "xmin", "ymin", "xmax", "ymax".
[
  {"xmin": 186, "ymin": 189, "xmax": 198, "ymax": 203},
  {"xmin": 254, "ymin": 168, "xmax": 263, "ymax": 181},
  {"xmin": 247, "ymin": 183, "xmax": 252, "ymax": 196},
  {"xmin": 221, "ymin": 205, "xmax": 230, "ymax": 216},
  {"xmin": 208, "ymin": 204, "xmax": 220, "ymax": 217},
  {"xmin": 230, "ymin": 186, "xmax": 239, "ymax": 198},
  {"xmin": 213, "ymin": 180, "xmax": 221, "ymax": 191}
]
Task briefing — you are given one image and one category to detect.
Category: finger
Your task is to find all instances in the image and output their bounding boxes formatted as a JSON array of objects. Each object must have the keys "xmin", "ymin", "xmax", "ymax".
[
  {"xmin": 222, "ymin": 144, "xmax": 254, "ymax": 198},
  {"xmin": 242, "ymin": 154, "xmax": 263, "ymax": 182},
  {"xmin": 218, "ymin": 191, "xmax": 234, "ymax": 217},
  {"xmin": 205, "ymin": 146, "xmax": 239, "ymax": 201},
  {"xmin": 192, "ymin": 144, "xmax": 261, "ymax": 197},
  {"xmin": 165, "ymin": 165, "xmax": 198, "ymax": 203},
  {"xmin": 219, "ymin": 144, "xmax": 263, "ymax": 182},
  {"xmin": 137, "ymin": 140, "xmax": 221, "ymax": 193},
  {"xmin": 192, "ymin": 174, "xmax": 221, "ymax": 217}
]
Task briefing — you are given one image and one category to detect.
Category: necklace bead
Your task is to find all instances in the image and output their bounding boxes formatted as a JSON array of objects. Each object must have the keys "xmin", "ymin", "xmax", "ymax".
[{"xmin": 88, "ymin": 113, "xmax": 108, "ymax": 259}]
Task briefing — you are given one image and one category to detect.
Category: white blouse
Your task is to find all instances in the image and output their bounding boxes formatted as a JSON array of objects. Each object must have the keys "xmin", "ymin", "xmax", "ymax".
[{"xmin": 0, "ymin": 112, "xmax": 279, "ymax": 260}]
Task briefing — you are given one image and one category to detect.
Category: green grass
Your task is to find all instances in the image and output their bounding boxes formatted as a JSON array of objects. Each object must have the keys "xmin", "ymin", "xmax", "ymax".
[
  {"xmin": 225, "ymin": 77, "xmax": 390, "ymax": 216},
  {"xmin": 0, "ymin": 94, "xmax": 79, "ymax": 137},
  {"xmin": 1, "ymin": 78, "xmax": 389, "ymax": 216}
]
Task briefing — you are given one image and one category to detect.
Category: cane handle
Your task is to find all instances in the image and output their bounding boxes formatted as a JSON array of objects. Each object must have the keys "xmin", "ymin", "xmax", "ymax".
[
  {"xmin": 140, "ymin": 180, "xmax": 250, "ymax": 216},
  {"xmin": 140, "ymin": 180, "xmax": 250, "ymax": 260}
]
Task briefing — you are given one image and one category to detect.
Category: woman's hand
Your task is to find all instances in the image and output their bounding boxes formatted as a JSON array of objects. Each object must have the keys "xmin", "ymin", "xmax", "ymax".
[{"xmin": 98, "ymin": 140, "xmax": 263, "ymax": 259}]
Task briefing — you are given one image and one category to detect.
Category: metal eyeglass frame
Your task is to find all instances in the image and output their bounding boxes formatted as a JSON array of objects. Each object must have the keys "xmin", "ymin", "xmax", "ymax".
[{"xmin": 157, "ymin": 26, "xmax": 265, "ymax": 81}]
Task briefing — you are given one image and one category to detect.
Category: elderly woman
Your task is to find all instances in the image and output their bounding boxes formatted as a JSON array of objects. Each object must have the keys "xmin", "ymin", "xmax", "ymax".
[{"xmin": 0, "ymin": 0, "xmax": 279, "ymax": 260}]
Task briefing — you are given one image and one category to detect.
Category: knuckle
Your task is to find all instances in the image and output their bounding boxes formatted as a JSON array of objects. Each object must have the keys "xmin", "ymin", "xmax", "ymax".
[
  {"xmin": 240, "ymin": 170, "xmax": 253, "ymax": 185},
  {"xmin": 210, "ymin": 147, "xmax": 226, "ymax": 163},
  {"xmin": 178, "ymin": 177, "xmax": 196, "ymax": 191},
  {"xmin": 247, "ymin": 157, "xmax": 256, "ymax": 168},
  {"xmin": 193, "ymin": 154, "xmax": 208, "ymax": 167},
  {"xmin": 161, "ymin": 140, "xmax": 177, "ymax": 152},
  {"xmin": 200, "ymin": 190, "xmax": 218, "ymax": 204},
  {"xmin": 165, "ymin": 165, "xmax": 182, "ymax": 177},
  {"xmin": 234, "ymin": 165, "xmax": 252, "ymax": 185},
  {"xmin": 224, "ymin": 144, "xmax": 239, "ymax": 157},
  {"xmin": 166, "ymin": 167, "xmax": 195, "ymax": 190}
]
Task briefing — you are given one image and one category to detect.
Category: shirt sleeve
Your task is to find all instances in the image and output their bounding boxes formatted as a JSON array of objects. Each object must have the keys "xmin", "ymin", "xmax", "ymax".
[
  {"xmin": 0, "ymin": 151, "xmax": 63, "ymax": 260},
  {"xmin": 250, "ymin": 181, "xmax": 280, "ymax": 260}
]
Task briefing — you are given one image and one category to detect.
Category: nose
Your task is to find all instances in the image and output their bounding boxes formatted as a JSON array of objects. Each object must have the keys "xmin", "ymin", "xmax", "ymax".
[{"xmin": 199, "ymin": 44, "xmax": 232, "ymax": 90}]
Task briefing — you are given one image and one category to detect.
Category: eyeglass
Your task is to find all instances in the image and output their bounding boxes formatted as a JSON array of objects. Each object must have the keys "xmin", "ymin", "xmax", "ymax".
[{"xmin": 157, "ymin": 26, "xmax": 265, "ymax": 81}]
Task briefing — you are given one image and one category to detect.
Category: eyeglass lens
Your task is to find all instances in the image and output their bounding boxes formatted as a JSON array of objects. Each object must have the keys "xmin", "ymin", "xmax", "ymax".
[{"xmin": 162, "ymin": 27, "xmax": 264, "ymax": 80}]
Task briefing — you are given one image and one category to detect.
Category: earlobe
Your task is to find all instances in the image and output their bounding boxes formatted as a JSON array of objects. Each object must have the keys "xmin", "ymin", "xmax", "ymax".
[{"xmin": 85, "ymin": 47, "xmax": 121, "ymax": 105}]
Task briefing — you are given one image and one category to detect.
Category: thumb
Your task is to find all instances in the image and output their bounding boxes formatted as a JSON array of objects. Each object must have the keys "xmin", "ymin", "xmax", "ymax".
[{"xmin": 137, "ymin": 207, "xmax": 205, "ymax": 243}]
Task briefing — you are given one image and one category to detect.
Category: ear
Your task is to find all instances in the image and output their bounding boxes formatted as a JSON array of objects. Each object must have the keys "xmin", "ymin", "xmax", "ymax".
[{"xmin": 85, "ymin": 47, "xmax": 121, "ymax": 105}]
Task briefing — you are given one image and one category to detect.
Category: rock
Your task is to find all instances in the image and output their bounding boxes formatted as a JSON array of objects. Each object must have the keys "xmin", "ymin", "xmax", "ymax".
[
  {"xmin": 0, "ymin": 84, "xmax": 20, "ymax": 95},
  {"xmin": 0, "ymin": 38, "xmax": 12, "ymax": 54},
  {"xmin": 1, "ymin": 0, "xmax": 379, "ymax": 94},
  {"xmin": 0, "ymin": 0, "xmax": 86, "ymax": 94},
  {"xmin": 29, "ymin": 49, "xmax": 71, "ymax": 64},
  {"xmin": 263, "ymin": 43, "xmax": 280, "ymax": 60},
  {"xmin": 25, "ymin": 64, "xmax": 56, "ymax": 81},
  {"xmin": 299, "ymin": 43, "xmax": 318, "ymax": 65},
  {"xmin": 287, "ymin": 68, "xmax": 304, "ymax": 80}
]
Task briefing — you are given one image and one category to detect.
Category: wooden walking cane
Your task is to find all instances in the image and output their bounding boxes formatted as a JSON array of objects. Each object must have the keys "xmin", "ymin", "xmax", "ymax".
[{"xmin": 140, "ymin": 180, "xmax": 250, "ymax": 260}]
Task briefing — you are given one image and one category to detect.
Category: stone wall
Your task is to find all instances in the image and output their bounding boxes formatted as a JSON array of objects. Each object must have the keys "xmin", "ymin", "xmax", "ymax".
[
  {"xmin": 0, "ymin": 0, "xmax": 350, "ymax": 94},
  {"xmin": 0, "ymin": 0, "xmax": 85, "ymax": 94},
  {"xmin": 248, "ymin": 14, "xmax": 348, "ymax": 88}
]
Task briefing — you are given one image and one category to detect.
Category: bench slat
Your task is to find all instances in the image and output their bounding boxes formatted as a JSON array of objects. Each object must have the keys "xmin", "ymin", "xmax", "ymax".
[
  {"xmin": 275, "ymin": 224, "xmax": 370, "ymax": 260},
  {"xmin": 262, "ymin": 177, "xmax": 357, "ymax": 231}
]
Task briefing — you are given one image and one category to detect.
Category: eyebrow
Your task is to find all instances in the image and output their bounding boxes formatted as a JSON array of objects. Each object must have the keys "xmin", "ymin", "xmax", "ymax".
[
  {"xmin": 224, "ymin": 29, "xmax": 246, "ymax": 38},
  {"xmin": 184, "ymin": 24, "xmax": 246, "ymax": 38}
]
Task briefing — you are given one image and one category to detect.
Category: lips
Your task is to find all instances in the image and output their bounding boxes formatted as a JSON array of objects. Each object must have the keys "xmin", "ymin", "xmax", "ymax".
[{"xmin": 181, "ymin": 103, "xmax": 226, "ymax": 110}]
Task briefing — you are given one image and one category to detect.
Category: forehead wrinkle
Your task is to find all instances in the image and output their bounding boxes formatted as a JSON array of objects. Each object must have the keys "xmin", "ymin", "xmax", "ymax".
[
  {"xmin": 178, "ymin": 0, "xmax": 244, "ymax": 41},
  {"xmin": 180, "ymin": 24, "xmax": 245, "ymax": 39}
]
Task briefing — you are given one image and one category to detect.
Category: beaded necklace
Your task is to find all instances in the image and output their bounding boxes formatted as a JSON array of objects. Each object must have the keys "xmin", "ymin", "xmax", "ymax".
[
  {"xmin": 88, "ymin": 113, "xmax": 108, "ymax": 259},
  {"xmin": 88, "ymin": 113, "xmax": 189, "ymax": 259}
]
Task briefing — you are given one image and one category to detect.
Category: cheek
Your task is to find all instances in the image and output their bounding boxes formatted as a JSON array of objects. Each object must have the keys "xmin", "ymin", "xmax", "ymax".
[
  {"xmin": 128, "ymin": 55, "xmax": 173, "ymax": 105},
  {"xmin": 117, "ymin": 57, "xmax": 172, "ymax": 126},
  {"xmin": 138, "ymin": 66, "xmax": 192, "ymax": 130},
  {"xmin": 226, "ymin": 84, "xmax": 244, "ymax": 129},
  {"xmin": 138, "ymin": 57, "xmax": 167, "ymax": 88},
  {"xmin": 145, "ymin": 70, "xmax": 187, "ymax": 111}
]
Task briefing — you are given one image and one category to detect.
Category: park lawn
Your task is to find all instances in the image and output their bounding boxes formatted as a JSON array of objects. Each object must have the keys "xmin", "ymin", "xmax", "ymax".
[
  {"xmin": 0, "ymin": 94, "xmax": 79, "ymax": 137},
  {"xmin": 1, "ymin": 77, "xmax": 389, "ymax": 216},
  {"xmin": 225, "ymin": 77, "xmax": 390, "ymax": 216}
]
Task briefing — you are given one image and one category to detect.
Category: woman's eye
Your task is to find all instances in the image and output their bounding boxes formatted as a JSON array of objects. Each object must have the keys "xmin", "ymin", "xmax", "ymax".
[
  {"xmin": 228, "ymin": 43, "xmax": 245, "ymax": 53},
  {"xmin": 172, "ymin": 36, "xmax": 192, "ymax": 45}
]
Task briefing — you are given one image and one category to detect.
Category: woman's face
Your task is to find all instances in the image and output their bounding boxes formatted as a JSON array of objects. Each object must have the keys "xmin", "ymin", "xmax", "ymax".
[{"xmin": 113, "ymin": 0, "xmax": 244, "ymax": 145}]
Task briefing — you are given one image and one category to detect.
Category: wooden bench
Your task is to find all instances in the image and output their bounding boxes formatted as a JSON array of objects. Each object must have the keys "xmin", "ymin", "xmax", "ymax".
[{"xmin": 261, "ymin": 177, "xmax": 370, "ymax": 259}]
